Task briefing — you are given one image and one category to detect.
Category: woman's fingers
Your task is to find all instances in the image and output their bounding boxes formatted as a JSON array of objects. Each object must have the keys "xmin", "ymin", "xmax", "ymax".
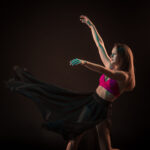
[
  {"xmin": 80, "ymin": 15, "xmax": 85, "ymax": 18},
  {"xmin": 71, "ymin": 59, "xmax": 80, "ymax": 66},
  {"xmin": 80, "ymin": 15, "xmax": 87, "ymax": 22},
  {"xmin": 80, "ymin": 15, "xmax": 87, "ymax": 19},
  {"xmin": 70, "ymin": 58, "xmax": 81, "ymax": 66},
  {"xmin": 70, "ymin": 58, "xmax": 78, "ymax": 64},
  {"xmin": 80, "ymin": 17, "xmax": 86, "ymax": 22},
  {"xmin": 70, "ymin": 59, "xmax": 79, "ymax": 65},
  {"xmin": 80, "ymin": 15, "xmax": 92, "ymax": 27},
  {"xmin": 80, "ymin": 19, "xmax": 86, "ymax": 23}
]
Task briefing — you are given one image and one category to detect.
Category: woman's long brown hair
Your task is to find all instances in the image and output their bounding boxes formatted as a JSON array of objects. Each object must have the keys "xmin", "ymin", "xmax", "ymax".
[{"xmin": 114, "ymin": 43, "xmax": 136, "ymax": 91}]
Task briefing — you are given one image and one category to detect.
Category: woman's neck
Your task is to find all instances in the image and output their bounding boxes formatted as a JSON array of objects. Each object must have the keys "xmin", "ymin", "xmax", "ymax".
[{"xmin": 110, "ymin": 64, "xmax": 119, "ymax": 70}]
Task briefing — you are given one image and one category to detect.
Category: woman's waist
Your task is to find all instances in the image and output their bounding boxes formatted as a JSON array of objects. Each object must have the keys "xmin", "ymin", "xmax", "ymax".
[{"xmin": 96, "ymin": 86, "xmax": 117, "ymax": 102}]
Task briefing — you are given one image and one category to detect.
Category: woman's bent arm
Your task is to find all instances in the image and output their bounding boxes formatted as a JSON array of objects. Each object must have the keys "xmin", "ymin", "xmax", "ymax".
[{"xmin": 82, "ymin": 61, "xmax": 128, "ymax": 82}]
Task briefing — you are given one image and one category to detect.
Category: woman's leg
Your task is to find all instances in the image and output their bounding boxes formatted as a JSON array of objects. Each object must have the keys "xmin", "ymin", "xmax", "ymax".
[
  {"xmin": 66, "ymin": 132, "xmax": 86, "ymax": 150},
  {"xmin": 96, "ymin": 120, "xmax": 120, "ymax": 150},
  {"xmin": 96, "ymin": 120, "xmax": 112, "ymax": 150}
]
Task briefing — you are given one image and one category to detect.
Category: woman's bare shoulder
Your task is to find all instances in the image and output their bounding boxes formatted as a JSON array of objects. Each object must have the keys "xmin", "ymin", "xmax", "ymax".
[
  {"xmin": 112, "ymin": 70, "xmax": 129, "ymax": 82},
  {"xmin": 117, "ymin": 71, "xmax": 130, "ymax": 92}
]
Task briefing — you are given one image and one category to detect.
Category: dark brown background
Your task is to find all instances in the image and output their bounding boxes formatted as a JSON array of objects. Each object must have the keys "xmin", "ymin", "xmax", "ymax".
[{"xmin": 1, "ymin": 1, "xmax": 150, "ymax": 150}]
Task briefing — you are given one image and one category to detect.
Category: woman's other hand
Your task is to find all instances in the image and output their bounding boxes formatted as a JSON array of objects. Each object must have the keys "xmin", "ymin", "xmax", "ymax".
[
  {"xmin": 69, "ymin": 58, "xmax": 87, "ymax": 66},
  {"xmin": 80, "ymin": 15, "xmax": 93, "ymax": 28}
]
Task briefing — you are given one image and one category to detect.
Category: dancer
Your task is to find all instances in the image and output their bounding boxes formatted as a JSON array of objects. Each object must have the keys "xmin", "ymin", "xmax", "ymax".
[
  {"xmin": 5, "ymin": 15, "xmax": 135, "ymax": 150},
  {"xmin": 78, "ymin": 15, "xmax": 133, "ymax": 150},
  {"xmin": 66, "ymin": 15, "xmax": 135, "ymax": 150}
]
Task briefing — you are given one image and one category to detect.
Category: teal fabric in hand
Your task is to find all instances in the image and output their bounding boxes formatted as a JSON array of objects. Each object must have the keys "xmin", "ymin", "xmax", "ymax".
[{"xmin": 70, "ymin": 58, "xmax": 82, "ymax": 66}]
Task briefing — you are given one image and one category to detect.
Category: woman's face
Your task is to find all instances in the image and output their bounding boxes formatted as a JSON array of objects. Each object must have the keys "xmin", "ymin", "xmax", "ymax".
[{"xmin": 110, "ymin": 47, "xmax": 118, "ymax": 65}]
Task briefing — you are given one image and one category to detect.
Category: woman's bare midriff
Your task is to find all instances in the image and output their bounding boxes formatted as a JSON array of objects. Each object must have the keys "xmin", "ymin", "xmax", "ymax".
[
  {"xmin": 96, "ymin": 77, "xmax": 128, "ymax": 102},
  {"xmin": 96, "ymin": 86, "xmax": 117, "ymax": 102}
]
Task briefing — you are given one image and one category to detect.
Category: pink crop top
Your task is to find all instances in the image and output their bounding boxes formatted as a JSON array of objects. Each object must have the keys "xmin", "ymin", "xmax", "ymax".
[{"xmin": 99, "ymin": 74, "xmax": 120, "ymax": 97}]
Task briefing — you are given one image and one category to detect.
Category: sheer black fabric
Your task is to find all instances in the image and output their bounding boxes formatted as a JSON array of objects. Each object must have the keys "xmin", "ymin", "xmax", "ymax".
[{"xmin": 5, "ymin": 66, "xmax": 111, "ymax": 141}]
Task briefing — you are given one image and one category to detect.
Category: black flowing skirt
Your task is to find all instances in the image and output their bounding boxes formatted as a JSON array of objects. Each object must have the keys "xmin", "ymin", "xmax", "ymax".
[{"xmin": 5, "ymin": 66, "xmax": 111, "ymax": 141}]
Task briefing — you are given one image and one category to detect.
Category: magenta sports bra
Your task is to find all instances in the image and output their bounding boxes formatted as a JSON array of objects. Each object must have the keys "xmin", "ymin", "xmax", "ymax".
[{"xmin": 99, "ymin": 74, "xmax": 120, "ymax": 97}]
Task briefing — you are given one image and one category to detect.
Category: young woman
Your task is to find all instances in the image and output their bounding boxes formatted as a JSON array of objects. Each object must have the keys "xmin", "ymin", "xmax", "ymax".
[
  {"xmin": 66, "ymin": 15, "xmax": 136, "ymax": 150},
  {"xmin": 5, "ymin": 15, "xmax": 135, "ymax": 150}
]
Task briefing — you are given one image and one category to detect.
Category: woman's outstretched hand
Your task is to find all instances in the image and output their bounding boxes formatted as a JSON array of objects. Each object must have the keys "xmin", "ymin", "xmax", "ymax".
[
  {"xmin": 80, "ymin": 15, "xmax": 93, "ymax": 28},
  {"xmin": 69, "ymin": 58, "xmax": 87, "ymax": 66}
]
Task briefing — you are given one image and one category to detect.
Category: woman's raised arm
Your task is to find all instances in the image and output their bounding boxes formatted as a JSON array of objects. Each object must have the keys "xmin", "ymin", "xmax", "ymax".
[{"xmin": 80, "ymin": 15, "xmax": 111, "ymax": 68}]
